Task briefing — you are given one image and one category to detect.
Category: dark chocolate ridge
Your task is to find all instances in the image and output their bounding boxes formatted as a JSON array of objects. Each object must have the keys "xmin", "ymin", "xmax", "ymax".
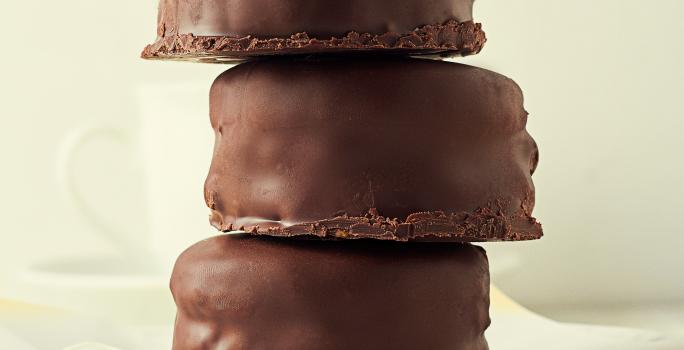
[
  {"xmin": 211, "ymin": 202, "xmax": 542, "ymax": 242},
  {"xmin": 141, "ymin": 20, "xmax": 485, "ymax": 60}
]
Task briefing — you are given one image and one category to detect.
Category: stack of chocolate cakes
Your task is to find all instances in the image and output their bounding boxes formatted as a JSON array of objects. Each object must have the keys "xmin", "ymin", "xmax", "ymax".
[{"xmin": 142, "ymin": 1, "xmax": 543, "ymax": 349}]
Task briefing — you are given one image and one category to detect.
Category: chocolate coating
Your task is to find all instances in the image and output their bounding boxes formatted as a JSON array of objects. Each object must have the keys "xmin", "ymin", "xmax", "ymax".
[
  {"xmin": 142, "ymin": 0, "xmax": 485, "ymax": 60},
  {"xmin": 171, "ymin": 234, "xmax": 491, "ymax": 350},
  {"xmin": 205, "ymin": 58, "xmax": 543, "ymax": 242}
]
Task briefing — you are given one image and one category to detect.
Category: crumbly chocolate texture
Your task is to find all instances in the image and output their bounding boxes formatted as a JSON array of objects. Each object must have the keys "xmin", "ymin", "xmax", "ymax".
[
  {"xmin": 216, "ymin": 205, "xmax": 541, "ymax": 242},
  {"xmin": 205, "ymin": 58, "xmax": 543, "ymax": 242},
  {"xmin": 171, "ymin": 234, "xmax": 491, "ymax": 350},
  {"xmin": 141, "ymin": 20, "xmax": 486, "ymax": 60}
]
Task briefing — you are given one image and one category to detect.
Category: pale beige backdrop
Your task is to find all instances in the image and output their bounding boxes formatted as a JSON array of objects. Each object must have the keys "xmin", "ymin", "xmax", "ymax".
[{"xmin": 0, "ymin": 0, "xmax": 682, "ymax": 330}]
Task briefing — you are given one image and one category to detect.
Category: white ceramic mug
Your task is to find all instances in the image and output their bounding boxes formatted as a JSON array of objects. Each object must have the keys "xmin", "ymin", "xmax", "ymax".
[
  {"xmin": 135, "ymin": 83, "xmax": 217, "ymax": 268},
  {"xmin": 8, "ymin": 83, "xmax": 217, "ymax": 322},
  {"xmin": 57, "ymin": 83, "xmax": 217, "ymax": 269}
]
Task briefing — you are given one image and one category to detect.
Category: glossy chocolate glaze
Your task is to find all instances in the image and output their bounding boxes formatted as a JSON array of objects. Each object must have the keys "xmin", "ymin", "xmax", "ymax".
[
  {"xmin": 142, "ymin": 0, "xmax": 485, "ymax": 59},
  {"xmin": 205, "ymin": 57, "xmax": 543, "ymax": 242},
  {"xmin": 171, "ymin": 234, "xmax": 491, "ymax": 350},
  {"xmin": 158, "ymin": 0, "xmax": 473, "ymax": 37}
]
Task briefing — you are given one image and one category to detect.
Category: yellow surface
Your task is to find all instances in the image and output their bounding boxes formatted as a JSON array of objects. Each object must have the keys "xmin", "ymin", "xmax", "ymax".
[
  {"xmin": 490, "ymin": 285, "xmax": 528, "ymax": 314},
  {"xmin": 0, "ymin": 299, "xmax": 62, "ymax": 316}
]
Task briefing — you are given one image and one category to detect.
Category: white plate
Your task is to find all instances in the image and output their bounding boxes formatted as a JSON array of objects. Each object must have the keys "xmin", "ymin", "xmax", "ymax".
[{"xmin": 3, "ymin": 255, "xmax": 174, "ymax": 324}]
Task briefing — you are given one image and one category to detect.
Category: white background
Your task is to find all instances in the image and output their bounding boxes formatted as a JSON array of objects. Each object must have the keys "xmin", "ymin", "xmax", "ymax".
[{"xmin": 1, "ymin": 0, "xmax": 683, "ymax": 329}]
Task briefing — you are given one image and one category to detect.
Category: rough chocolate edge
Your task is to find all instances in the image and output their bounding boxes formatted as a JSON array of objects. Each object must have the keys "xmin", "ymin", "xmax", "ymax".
[
  {"xmin": 141, "ymin": 20, "xmax": 486, "ymax": 60},
  {"xmin": 210, "ymin": 202, "xmax": 543, "ymax": 243}
]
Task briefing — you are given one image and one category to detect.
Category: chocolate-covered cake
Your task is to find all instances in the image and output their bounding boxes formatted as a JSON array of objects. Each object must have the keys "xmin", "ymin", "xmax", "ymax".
[
  {"xmin": 205, "ymin": 58, "xmax": 542, "ymax": 242},
  {"xmin": 172, "ymin": 234, "xmax": 490, "ymax": 350},
  {"xmin": 140, "ymin": 0, "xmax": 545, "ymax": 348},
  {"xmin": 141, "ymin": 0, "xmax": 486, "ymax": 60}
]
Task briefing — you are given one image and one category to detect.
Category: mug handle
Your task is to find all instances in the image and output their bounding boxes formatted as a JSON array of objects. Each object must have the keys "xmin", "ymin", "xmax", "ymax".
[{"xmin": 56, "ymin": 124, "xmax": 146, "ymax": 257}]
